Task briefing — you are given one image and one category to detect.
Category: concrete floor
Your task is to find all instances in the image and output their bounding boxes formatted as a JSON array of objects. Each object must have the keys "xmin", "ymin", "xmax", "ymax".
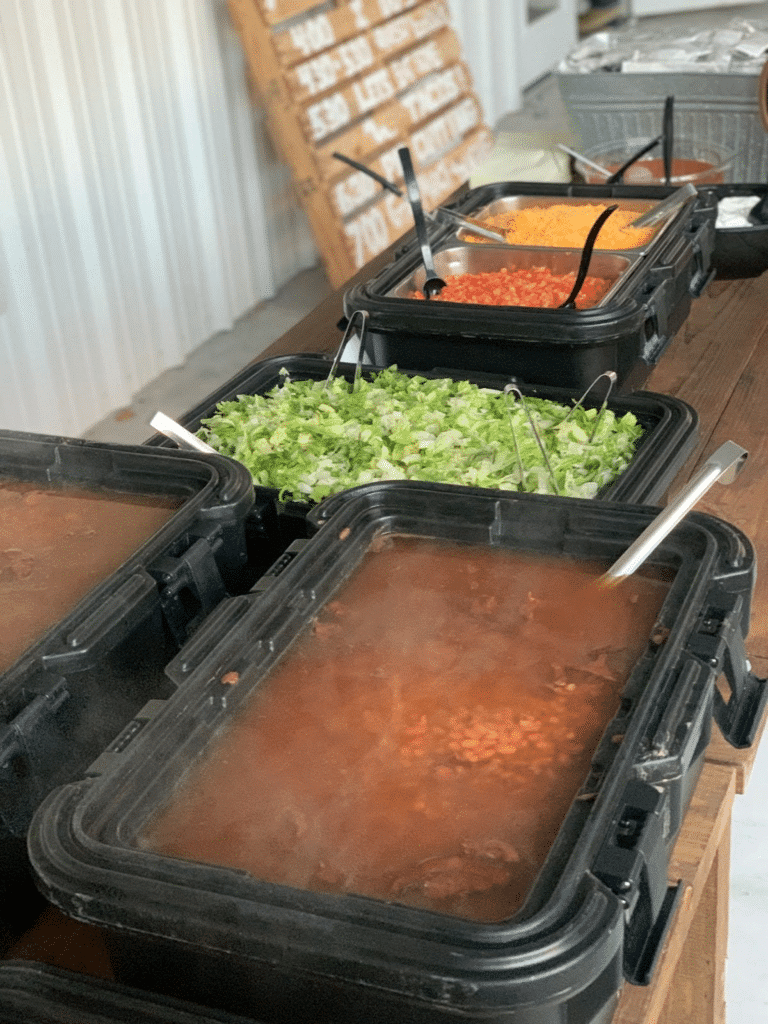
[
  {"xmin": 80, "ymin": 264, "xmax": 334, "ymax": 445},
  {"xmin": 82, "ymin": 4, "xmax": 768, "ymax": 1019}
]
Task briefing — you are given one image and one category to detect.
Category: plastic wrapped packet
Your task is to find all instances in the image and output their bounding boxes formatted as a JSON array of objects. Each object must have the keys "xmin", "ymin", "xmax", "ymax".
[{"xmin": 560, "ymin": 18, "xmax": 768, "ymax": 75}]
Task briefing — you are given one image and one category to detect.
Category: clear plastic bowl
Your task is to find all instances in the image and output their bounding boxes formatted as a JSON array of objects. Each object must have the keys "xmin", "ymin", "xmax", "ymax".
[{"xmin": 577, "ymin": 137, "xmax": 734, "ymax": 186}]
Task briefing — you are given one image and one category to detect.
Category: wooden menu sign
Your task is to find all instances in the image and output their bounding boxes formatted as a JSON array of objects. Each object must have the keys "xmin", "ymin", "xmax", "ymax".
[{"xmin": 229, "ymin": 0, "xmax": 494, "ymax": 287}]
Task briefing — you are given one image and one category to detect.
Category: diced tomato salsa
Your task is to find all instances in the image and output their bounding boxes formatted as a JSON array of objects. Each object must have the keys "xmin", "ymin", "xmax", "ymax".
[{"xmin": 412, "ymin": 266, "xmax": 611, "ymax": 309}]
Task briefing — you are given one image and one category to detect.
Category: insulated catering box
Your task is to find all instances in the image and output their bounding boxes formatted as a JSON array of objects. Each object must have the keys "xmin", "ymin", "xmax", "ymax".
[
  {"xmin": 0, "ymin": 432, "xmax": 254, "ymax": 950},
  {"xmin": 707, "ymin": 183, "xmax": 768, "ymax": 279},
  {"xmin": 28, "ymin": 483, "xmax": 766, "ymax": 1024},
  {"xmin": 149, "ymin": 354, "xmax": 700, "ymax": 525},
  {"xmin": 0, "ymin": 962, "xmax": 262, "ymax": 1024},
  {"xmin": 342, "ymin": 182, "xmax": 717, "ymax": 391}
]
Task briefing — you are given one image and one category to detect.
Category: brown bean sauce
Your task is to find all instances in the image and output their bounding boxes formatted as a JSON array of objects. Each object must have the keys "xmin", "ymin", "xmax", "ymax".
[
  {"xmin": 0, "ymin": 481, "xmax": 183, "ymax": 672},
  {"xmin": 143, "ymin": 537, "xmax": 670, "ymax": 922}
]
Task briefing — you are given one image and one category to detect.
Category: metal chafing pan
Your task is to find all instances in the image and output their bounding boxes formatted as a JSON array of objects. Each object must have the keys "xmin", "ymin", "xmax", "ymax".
[
  {"xmin": 454, "ymin": 195, "xmax": 676, "ymax": 255},
  {"xmin": 387, "ymin": 243, "xmax": 642, "ymax": 308}
]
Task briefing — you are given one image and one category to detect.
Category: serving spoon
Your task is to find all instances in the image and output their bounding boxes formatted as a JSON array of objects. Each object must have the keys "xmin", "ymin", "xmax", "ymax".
[
  {"xmin": 398, "ymin": 146, "xmax": 446, "ymax": 299},
  {"xmin": 605, "ymin": 135, "xmax": 663, "ymax": 185},
  {"xmin": 556, "ymin": 144, "xmax": 611, "ymax": 179},
  {"xmin": 629, "ymin": 182, "xmax": 698, "ymax": 229},
  {"xmin": 532, "ymin": 440, "xmax": 748, "ymax": 639},
  {"xmin": 557, "ymin": 139, "xmax": 662, "ymax": 185},
  {"xmin": 150, "ymin": 411, "xmax": 217, "ymax": 454},
  {"xmin": 602, "ymin": 440, "xmax": 747, "ymax": 586},
  {"xmin": 558, "ymin": 204, "xmax": 618, "ymax": 309}
]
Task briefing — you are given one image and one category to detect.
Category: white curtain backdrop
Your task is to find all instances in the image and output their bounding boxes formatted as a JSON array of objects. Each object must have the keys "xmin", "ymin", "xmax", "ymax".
[{"xmin": 0, "ymin": 0, "xmax": 318, "ymax": 437}]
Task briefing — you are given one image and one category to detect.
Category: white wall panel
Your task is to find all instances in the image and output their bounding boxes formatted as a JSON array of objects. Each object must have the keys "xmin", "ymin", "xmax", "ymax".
[
  {"xmin": 447, "ymin": 0, "xmax": 577, "ymax": 126},
  {"xmin": 0, "ymin": 0, "xmax": 317, "ymax": 437}
]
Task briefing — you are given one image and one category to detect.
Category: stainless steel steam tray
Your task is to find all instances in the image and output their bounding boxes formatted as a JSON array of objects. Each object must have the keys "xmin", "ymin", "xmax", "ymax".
[{"xmin": 386, "ymin": 242, "xmax": 642, "ymax": 309}]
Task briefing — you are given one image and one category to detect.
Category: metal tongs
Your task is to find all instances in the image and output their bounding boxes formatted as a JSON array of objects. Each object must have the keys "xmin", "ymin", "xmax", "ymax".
[
  {"xmin": 503, "ymin": 384, "xmax": 560, "ymax": 496},
  {"xmin": 602, "ymin": 440, "xmax": 748, "ymax": 585},
  {"xmin": 324, "ymin": 308, "xmax": 368, "ymax": 391},
  {"xmin": 502, "ymin": 371, "xmax": 620, "ymax": 496},
  {"xmin": 562, "ymin": 370, "xmax": 617, "ymax": 441},
  {"xmin": 630, "ymin": 183, "xmax": 697, "ymax": 229}
]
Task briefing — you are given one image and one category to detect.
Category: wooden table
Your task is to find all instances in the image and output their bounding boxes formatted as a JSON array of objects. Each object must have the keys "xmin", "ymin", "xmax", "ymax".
[
  {"xmin": 257, "ymin": 262, "xmax": 768, "ymax": 1024},
  {"xmin": 617, "ymin": 273, "xmax": 768, "ymax": 1024}
]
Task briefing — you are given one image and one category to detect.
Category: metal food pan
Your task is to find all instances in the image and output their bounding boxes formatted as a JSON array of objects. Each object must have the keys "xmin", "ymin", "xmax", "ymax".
[
  {"xmin": 455, "ymin": 195, "xmax": 672, "ymax": 254},
  {"xmin": 387, "ymin": 243, "xmax": 640, "ymax": 307}
]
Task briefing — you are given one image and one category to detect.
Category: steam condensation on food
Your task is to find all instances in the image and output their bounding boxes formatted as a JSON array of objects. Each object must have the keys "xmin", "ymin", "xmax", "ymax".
[{"xmin": 142, "ymin": 537, "xmax": 669, "ymax": 922}]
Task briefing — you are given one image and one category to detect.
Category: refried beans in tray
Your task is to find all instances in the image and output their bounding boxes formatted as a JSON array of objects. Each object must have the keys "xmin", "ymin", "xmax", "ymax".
[
  {"xmin": 143, "ymin": 536, "xmax": 669, "ymax": 922},
  {"xmin": 0, "ymin": 482, "xmax": 182, "ymax": 673}
]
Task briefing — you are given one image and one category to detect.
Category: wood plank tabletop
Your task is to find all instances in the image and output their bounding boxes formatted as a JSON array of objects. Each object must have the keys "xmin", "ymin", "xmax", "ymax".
[{"xmin": 613, "ymin": 760, "xmax": 736, "ymax": 1024}]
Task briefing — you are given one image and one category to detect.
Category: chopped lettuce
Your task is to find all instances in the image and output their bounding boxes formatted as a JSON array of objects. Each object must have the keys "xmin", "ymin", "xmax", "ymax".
[{"xmin": 197, "ymin": 367, "xmax": 643, "ymax": 503}]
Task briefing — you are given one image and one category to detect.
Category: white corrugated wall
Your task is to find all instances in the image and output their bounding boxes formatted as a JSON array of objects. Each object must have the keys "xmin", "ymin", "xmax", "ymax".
[
  {"xmin": 0, "ymin": 0, "xmax": 317, "ymax": 437},
  {"xmin": 448, "ymin": 0, "xmax": 577, "ymax": 126}
]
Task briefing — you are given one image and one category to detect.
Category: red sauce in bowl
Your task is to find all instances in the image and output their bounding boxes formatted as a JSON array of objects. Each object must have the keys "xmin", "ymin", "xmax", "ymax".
[{"xmin": 585, "ymin": 157, "xmax": 725, "ymax": 186}]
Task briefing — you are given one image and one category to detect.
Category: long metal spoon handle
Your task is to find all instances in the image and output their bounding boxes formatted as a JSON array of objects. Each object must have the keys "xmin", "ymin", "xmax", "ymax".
[
  {"xmin": 432, "ymin": 207, "xmax": 509, "ymax": 243},
  {"xmin": 556, "ymin": 143, "xmax": 611, "ymax": 179},
  {"xmin": 603, "ymin": 440, "xmax": 748, "ymax": 583},
  {"xmin": 150, "ymin": 411, "xmax": 218, "ymax": 454}
]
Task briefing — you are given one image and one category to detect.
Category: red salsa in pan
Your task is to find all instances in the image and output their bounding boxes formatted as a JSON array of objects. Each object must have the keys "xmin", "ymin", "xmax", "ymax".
[{"xmin": 411, "ymin": 266, "xmax": 611, "ymax": 308}]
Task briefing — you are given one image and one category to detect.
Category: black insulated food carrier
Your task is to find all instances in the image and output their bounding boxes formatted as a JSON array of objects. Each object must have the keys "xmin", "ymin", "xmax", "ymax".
[
  {"xmin": 706, "ymin": 183, "xmax": 768, "ymax": 280},
  {"xmin": 0, "ymin": 962, "xmax": 263, "ymax": 1024},
  {"xmin": 149, "ymin": 353, "xmax": 699, "ymax": 534},
  {"xmin": 0, "ymin": 431, "xmax": 254, "ymax": 950},
  {"xmin": 28, "ymin": 482, "xmax": 766, "ymax": 1024},
  {"xmin": 343, "ymin": 182, "xmax": 717, "ymax": 391}
]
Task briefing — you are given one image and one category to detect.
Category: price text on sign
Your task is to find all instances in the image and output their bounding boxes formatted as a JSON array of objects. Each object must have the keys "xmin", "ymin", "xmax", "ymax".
[
  {"xmin": 230, "ymin": 0, "xmax": 492, "ymax": 287},
  {"xmin": 286, "ymin": 0, "xmax": 450, "ymax": 102},
  {"xmin": 315, "ymin": 85, "xmax": 479, "ymax": 180},
  {"xmin": 302, "ymin": 32, "xmax": 463, "ymax": 142},
  {"xmin": 274, "ymin": 0, "xmax": 422, "ymax": 64},
  {"xmin": 303, "ymin": 54, "xmax": 466, "ymax": 147}
]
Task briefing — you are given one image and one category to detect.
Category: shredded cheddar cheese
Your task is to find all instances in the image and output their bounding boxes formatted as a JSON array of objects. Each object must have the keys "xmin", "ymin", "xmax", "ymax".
[{"xmin": 475, "ymin": 204, "xmax": 656, "ymax": 250}]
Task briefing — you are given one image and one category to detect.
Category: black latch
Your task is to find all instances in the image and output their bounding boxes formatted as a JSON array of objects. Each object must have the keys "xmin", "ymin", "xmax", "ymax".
[
  {"xmin": 154, "ymin": 537, "xmax": 228, "ymax": 645},
  {"xmin": 0, "ymin": 680, "xmax": 71, "ymax": 836},
  {"xmin": 687, "ymin": 589, "xmax": 768, "ymax": 748},
  {"xmin": 593, "ymin": 779, "xmax": 679, "ymax": 985}
]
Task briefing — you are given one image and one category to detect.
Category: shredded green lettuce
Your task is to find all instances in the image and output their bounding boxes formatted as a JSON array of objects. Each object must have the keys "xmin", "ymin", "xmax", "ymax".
[{"xmin": 197, "ymin": 367, "xmax": 643, "ymax": 503}]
